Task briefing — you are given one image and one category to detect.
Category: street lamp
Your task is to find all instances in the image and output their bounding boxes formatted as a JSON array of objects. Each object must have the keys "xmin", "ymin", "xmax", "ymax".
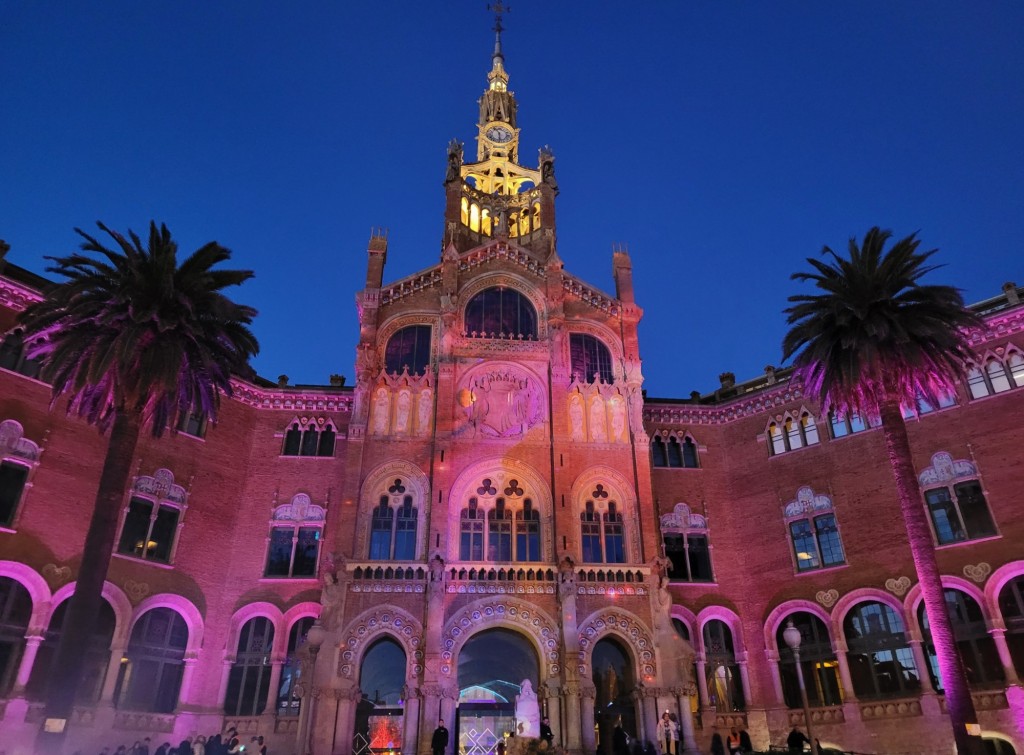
[
  {"xmin": 783, "ymin": 620, "xmax": 819, "ymax": 755},
  {"xmin": 296, "ymin": 620, "xmax": 328, "ymax": 755}
]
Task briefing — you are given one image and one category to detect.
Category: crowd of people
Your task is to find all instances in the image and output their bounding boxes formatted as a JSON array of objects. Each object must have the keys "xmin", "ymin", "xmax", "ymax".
[{"xmin": 83, "ymin": 728, "xmax": 268, "ymax": 755}]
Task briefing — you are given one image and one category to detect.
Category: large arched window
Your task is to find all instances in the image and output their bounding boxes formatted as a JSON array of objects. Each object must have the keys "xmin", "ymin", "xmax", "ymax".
[
  {"xmin": 115, "ymin": 607, "xmax": 188, "ymax": 713},
  {"xmin": 999, "ymin": 576, "xmax": 1024, "ymax": 678},
  {"xmin": 27, "ymin": 599, "xmax": 116, "ymax": 702},
  {"xmin": 918, "ymin": 590, "xmax": 1003, "ymax": 691},
  {"xmin": 569, "ymin": 334, "xmax": 613, "ymax": 384},
  {"xmin": 843, "ymin": 602, "xmax": 920, "ymax": 699},
  {"xmin": 776, "ymin": 612, "xmax": 841, "ymax": 708},
  {"xmin": 0, "ymin": 577, "xmax": 32, "ymax": 695},
  {"xmin": 464, "ymin": 287, "xmax": 537, "ymax": 340},
  {"xmin": 277, "ymin": 617, "xmax": 315, "ymax": 717},
  {"xmin": 457, "ymin": 478, "xmax": 542, "ymax": 563},
  {"xmin": 384, "ymin": 325, "xmax": 432, "ymax": 376},
  {"xmin": 369, "ymin": 479, "xmax": 419, "ymax": 561},
  {"xmin": 225, "ymin": 616, "xmax": 275, "ymax": 716},
  {"xmin": 703, "ymin": 620, "xmax": 744, "ymax": 712}
]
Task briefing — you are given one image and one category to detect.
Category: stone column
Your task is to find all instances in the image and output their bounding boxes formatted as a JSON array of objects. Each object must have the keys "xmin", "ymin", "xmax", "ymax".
[
  {"xmin": 989, "ymin": 626, "xmax": 1021, "ymax": 684},
  {"xmin": 737, "ymin": 661, "xmax": 752, "ymax": 708},
  {"xmin": 580, "ymin": 683, "xmax": 597, "ymax": 754},
  {"xmin": 334, "ymin": 686, "xmax": 361, "ymax": 754},
  {"xmin": 765, "ymin": 651, "xmax": 785, "ymax": 705},
  {"xmin": 11, "ymin": 634, "xmax": 43, "ymax": 694},
  {"xmin": 832, "ymin": 641, "xmax": 858, "ymax": 702},
  {"xmin": 216, "ymin": 659, "xmax": 235, "ymax": 710},
  {"xmin": 544, "ymin": 681, "xmax": 562, "ymax": 746},
  {"xmin": 694, "ymin": 659, "xmax": 710, "ymax": 709},
  {"xmin": 640, "ymin": 687, "xmax": 659, "ymax": 746},
  {"xmin": 439, "ymin": 684, "xmax": 458, "ymax": 736},
  {"xmin": 176, "ymin": 654, "xmax": 200, "ymax": 709},
  {"xmin": 907, "ymin": 638, "xmax": 935, "ymax": 693},
  {"xmin": 671, "ymin": 688, "xmax": 698, "ymax": 755},
  {"xmin": 563, "ymin": 681, "xmax": 583, "ymax": 753},
  {"xmin": 419, "ymin": 685, "xmax": 444, "ymax": 755},
  {"xmin": 402, "ymin": 685, "xmax": 421, "ymax": 755},
  {"xmin": 99, "ymin": 644, "xmax": 127, "ymax": 703}
]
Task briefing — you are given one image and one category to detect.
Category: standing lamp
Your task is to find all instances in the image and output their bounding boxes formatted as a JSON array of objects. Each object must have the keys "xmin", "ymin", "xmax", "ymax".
[
  {"xmin": 783, "ymin": 620, "xmax": 819, "ymax": 755},
  {"xmin": 296, "ymin": 620, "xmax": 328, "ymax": 755}
]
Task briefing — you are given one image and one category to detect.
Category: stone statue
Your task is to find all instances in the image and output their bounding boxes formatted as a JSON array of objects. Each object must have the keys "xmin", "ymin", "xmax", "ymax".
[
  {"xmin": 394, "ymin": 390, "xmax": 411, "ymax": 433},
  {"xmin": 445, "ymin": 139, "xmax": 464, "ymax": 183},
  {"xmin": 320, "ymin": 551, "xmax": 348, "ymax": 630},
  {"xmin": 515, "ymin": 679, "xmax": 541, "ymax": 738},
  {"xmin": 609, "ymin": 398, "xmax": 626, "ymax": 442},
  {"xmin": 418, "ymin": 389, "xmax": 432, "ymax": 434},
  {"xmin": 589, "ymin": 398, "xmax": 606, "ymax": 441},
  {"xmin": 372, "ymin": 387, "xmax": 390, "ymax": 434},
  {"xmin": 569, "ymin": 395, "xmax": 584, "ymax": 441}
]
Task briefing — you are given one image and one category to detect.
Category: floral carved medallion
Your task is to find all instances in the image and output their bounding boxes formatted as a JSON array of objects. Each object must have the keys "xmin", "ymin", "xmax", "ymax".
[
  {"xmin": 885, "ymin": 576, "xmax": 912, "ymax": 597},
  {"xmin": 815, "ymin": 589, "xmax": 839, "ymax": 608}
]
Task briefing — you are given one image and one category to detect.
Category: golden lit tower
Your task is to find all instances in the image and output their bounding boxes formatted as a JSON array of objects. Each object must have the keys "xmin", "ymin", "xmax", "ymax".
[{"xmin": 443, "ymin": 4, "xmax": 558, "ymax": 257}]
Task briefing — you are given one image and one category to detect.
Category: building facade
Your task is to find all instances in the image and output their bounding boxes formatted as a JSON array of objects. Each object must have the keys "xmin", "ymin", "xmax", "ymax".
[{"xmin": 1, "ymin": 20, "xmax": 1024, "ymax": 755}]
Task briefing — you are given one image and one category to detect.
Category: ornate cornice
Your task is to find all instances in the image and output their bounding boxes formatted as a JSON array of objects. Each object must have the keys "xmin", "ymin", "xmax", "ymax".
[
  {"xmin": 229, "ymin": 379, "xmax": 354, "ymax": 412},
  {"xmin": 0, "ymin": 277, "xmax": 44, "ymax": 311}
]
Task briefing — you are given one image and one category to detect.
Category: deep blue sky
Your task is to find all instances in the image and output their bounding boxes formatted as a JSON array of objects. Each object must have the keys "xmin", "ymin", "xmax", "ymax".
[{"xmin": 2, "ymin": 2, "xmax": 1021, "ymax": 397}]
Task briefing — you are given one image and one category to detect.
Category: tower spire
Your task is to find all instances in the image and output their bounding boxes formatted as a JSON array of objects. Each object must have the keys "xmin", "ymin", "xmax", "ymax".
[{"xmin": 486, "ymin": 2, "xmax": 509, "ymax": 90}]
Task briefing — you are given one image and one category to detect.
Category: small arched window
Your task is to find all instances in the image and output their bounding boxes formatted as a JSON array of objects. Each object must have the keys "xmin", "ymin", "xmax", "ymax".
[
  {"xmin": 465, "ymin": 287, "xmax": 537, "ymax": 340},
  {"xmin": 0, "ymin": 329, "xmax": 42, "ymax": 379},
  {"xmin": 276, "ymin": 617, "xmax": 314, "ymax": 717},
  {"xmin": 998, "ymin": 576, "xmax": 1024, "ymax": 678},
  {"xmin": 843, "ymin": 601, "xmax": 920, "ymax": 700},
  {"xmin": 225, "ymin": 616, "xmax": 275, "ymax": 716},
  {"xmin": 918, "ymin": 590, "xmax": 1003, "ymax": 691},
  {"xmin": 115, "ymin": 608, "xmax": 188, "ymax": 713},
  {"xmin": 460, "ymin": 497, "xmax": 485, "ymax": 561},
  {"xmin": 776, "ymin": 613, "xmax": 841, "ymax": 708},
  {"xmin": 703, "ymin": 620, "xmax": 745, "ymax": 712},
  {"xmin": 384, "ymin": 325, "xmax": 432, "ymax": 376},
  {"xmin": 27, "ymin": 598, "xmax": 115, "ymax": 702},
  {"xmin": 569, "ymin": 334, "xmax": 613, "ymax": 384},
  {"xmin": 282, "ymin": 419, "xmax": 337, "ymax": 457},
  {"xmin": 0, "ymin": 577, "xmax": 32, "ymax": 696}
]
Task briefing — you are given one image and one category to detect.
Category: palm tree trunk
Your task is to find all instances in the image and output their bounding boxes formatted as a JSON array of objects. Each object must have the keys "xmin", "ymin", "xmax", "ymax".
[
  {"xmin": 39, "ymin": 408, "xmax": 141, "ymax": 753},
  {"xmin": 879, "ymin": 397, "xmax": 983, "ymax": 755}
]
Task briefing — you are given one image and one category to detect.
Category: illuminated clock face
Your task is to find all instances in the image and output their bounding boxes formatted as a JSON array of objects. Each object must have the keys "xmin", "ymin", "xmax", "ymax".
[{"xmin": 486, "ymin": 125, "xmax": 514, "ymax": 143}]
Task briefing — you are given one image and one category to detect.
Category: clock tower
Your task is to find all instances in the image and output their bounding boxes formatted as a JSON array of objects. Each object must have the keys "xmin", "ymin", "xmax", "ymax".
[{"xmin": 443, "ymin": 4, "xmax": 558, "ymax": 257}]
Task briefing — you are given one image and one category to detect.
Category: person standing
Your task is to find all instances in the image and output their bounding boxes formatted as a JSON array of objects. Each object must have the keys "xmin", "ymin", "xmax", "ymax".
[
  {"xmin": 738, "ymin": 728, "xmax": 752, "ymax": 753},
  {"xmin": 787, "ymin": 726, "xmax": 810, "ymax": 753},
  {"xmin": 539, "ymin": 716, "xmax": 554, "ymax": 747},
  {"xmin": 432, "ymin": 718, "xmax": 450, "ymax": 755},
  {"xmin": 726, "ymin": 727, "xmax": 741, "ymax": 754},
  {"xmin": 612, "ymin": 722, "xmax": 629, "ymax": 755},
  {"xmin": 709, "ymin": 726, "xmax": 725, "ymax": 755},
  {"xmin": 655, "ymin": 712, "xmax": 678, "ymax": 755}
]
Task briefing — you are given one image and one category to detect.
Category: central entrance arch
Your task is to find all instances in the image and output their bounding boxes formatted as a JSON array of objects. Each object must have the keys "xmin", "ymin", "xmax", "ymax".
[{"xmin": 457, "ymin": 628, "xmax": 540, "ymax": 755}]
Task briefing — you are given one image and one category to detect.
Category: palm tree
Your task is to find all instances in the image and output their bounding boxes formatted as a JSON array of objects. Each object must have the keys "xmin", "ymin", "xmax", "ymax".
[
  {"xmin": 782, "ymin": 227, "xmax": 985, "ymax": 755},
  {"xmin": 19, "ymin": 221, "xmax": 258, "ymax": 748}
]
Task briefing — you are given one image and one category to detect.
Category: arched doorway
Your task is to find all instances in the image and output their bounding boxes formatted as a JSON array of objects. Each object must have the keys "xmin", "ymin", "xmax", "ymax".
[
  {"xmin": 457, "ymin": 628, "xmax": 540, "ymax": 755},
  {"xmin": 592, "ymin": 637, "xmax": 637, "ymax": 755},
  {"xmin": 354, "ymin": 636, "xmax": 407, "ymax": 755}
]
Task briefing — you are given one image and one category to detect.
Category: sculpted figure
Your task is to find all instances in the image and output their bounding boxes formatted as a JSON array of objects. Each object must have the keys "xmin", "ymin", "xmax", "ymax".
[
  {"xmin": 418, "ymin": 389, "xmax": 432, "ymax": 434},
  {"xmin": 569, "ymin": 395, "xmax": 584, "ymax": 441},
  {"xmin": 589, "ymin": 398, "xmax": 606, "ymax": 441},
  {"xmin": 394, "ymin": 390, "xmax": 411, "ymax": 433},
  {"xmin": 609, "ymin": 398, "xmax": 626, "ymax": 441},
  {"xmin": 372, "ymin": 387, "xmax": 390, "ymax": 434},
  {"xmin": 515, "ymin": 679, "xmax": 541, "ymax": 738}
]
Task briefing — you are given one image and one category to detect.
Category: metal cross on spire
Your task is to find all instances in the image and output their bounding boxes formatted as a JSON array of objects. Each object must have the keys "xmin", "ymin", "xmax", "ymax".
[{"xmin": 488, "ymin": 2, "xmax": 509, "ymax": 58}]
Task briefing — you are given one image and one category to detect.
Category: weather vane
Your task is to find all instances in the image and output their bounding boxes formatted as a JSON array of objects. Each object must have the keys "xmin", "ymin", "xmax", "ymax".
[{"xmin": 488, "ymin": 2, "xmax": 509, "ymax": 34}]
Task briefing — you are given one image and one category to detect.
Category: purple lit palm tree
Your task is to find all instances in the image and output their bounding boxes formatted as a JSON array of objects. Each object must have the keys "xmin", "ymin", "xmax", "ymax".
[
  {"xmin": 19, "ymin": 222, "xmax": 258, "ymax": 740},
  {"xmin": 783, "ymin": 227, "xmax": 987, "ymax": 754}
]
